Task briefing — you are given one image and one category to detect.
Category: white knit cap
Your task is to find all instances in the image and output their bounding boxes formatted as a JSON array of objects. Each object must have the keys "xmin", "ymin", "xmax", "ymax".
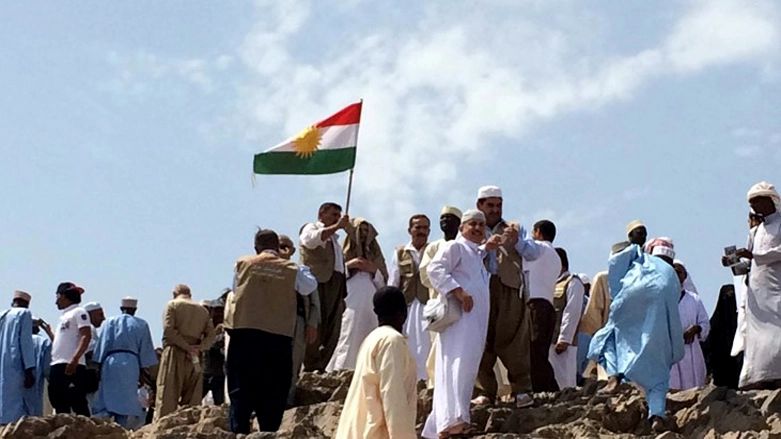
[
  {"xmin": 477, "ymin": 185, "xmax": 502, "ymax": 200},
  {"xmin": 440, "ymin": 206, "xmax": 463, "ymax": 219},
  {"xmin": 461, "ymin": 209, "xmax": 486, "ymax": 224},
  {"xmin": 84, "ymin": 302, "xmax": 102, "ymax": 312},
  {"xmin": 652, "ymin": 245, "xmax": 676, "ymax": 259},
  {"xmin": 121, "ymin": 297, "xmax": 138, "ymax": 308}
]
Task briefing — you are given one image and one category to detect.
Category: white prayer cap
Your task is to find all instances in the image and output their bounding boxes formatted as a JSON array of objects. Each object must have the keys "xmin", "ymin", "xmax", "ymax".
[
  {"xmin": 747, "ymin": 181, "xmax": 780, "ymax": 209},
  {"xmin": 121, "ymin": 296, "xmax": 138, "ymax": 308},
  {"xmin": 13, "ymin": 290, "xmax": 31, "ymax": 303},
  {"xmin": 626, "ymin": 220, "xmax": 645, "ymax": 235},
  {"xmin": 477, "ymin": 185, "xmax": 502, "ymax": 200},
  {"xmin": 652, "ymin": 245, "xmax": 676, "ymax": 259},
  {"xmin": 578, "ymin": 274, "xmax": 592, "ymax": 285},
  {"xmin": 461, "ymin": 209, "xmax": 486, "ymax": 224},
  {"xmin": 440, "ymin": 206, "xmax": 463, "ymax": 219},
  {"xmin": 84, "ymin": 302, "xmax": 102, "ymax": 312}
]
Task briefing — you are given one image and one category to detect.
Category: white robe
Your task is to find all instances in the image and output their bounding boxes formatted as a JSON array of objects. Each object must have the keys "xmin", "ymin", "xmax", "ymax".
[
  {"xmin": 389, "ymin": 243, "xmax": 431, "ymax": 381},
  {"xmin": 669, "ymin": 291, "xmax": 710, "ymax": 390},
  {"xmin": 549, "ymin": 273, "xmax": 585, "ymax": 390},
  {"xmin": 327, "ymin": 270, "xmax": 385, "ymax": 372},
  {"xmin": 741, "ymin": 212, "xmax": 781, "ymax": 387},
  {"xmin": 422, "ymin": 235, "xmax": 489, "ymax": 438}
]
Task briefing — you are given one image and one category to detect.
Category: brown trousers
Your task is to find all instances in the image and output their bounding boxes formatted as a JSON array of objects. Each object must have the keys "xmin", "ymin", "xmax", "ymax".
[
  {"xmin": 476, "ymin": 276, "xmax": 533, "ymax": 399},
  {"xmin": 155, "ymin": 346, "xmax": 203, "ymax": 420},
  {"xmin": 528, "ymin": 298, "xmax": 560, "ymax": 392},
  {"xmin": 304, "ymin": 272, "xmax": 346, "ymax": 371}
]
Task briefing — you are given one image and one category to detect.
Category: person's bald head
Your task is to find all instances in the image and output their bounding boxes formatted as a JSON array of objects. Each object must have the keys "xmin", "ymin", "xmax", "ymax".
[{"xmin": 373, "ymin": 286, "xmax": 408, "ymax": 332}]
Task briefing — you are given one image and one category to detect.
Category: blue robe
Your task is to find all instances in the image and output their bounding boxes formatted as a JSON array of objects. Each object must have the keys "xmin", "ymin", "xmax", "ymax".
[
  {"xmin": 23, "ymin": 333, "xmax": 51, "ymax": 416},
  {"xmin": 0, "ymin": 308, "xmax": 35, "ymax": 424},
  {"xmin": 588, "ymin": 245, "xmax": 684, "ymax": 417},
  {"xmin": 92, "ymin": 314, "xmax": 157, "ymax": 424}
]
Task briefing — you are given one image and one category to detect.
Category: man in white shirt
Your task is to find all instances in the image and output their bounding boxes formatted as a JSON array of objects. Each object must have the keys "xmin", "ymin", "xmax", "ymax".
[
  {"xmin": 549, "ymin": 248, "xmax": 585, "ymax": 389},
  {"xmin": 524, "ymin": 220, "xmax": 562, "ymax": 392},
  {"xmin": 49, "ymin": 282, "xmax": 92, "ymax": 416},
  {"xmin": 300, "ymin": 202, "xmax": 350, "ymax": 371}
]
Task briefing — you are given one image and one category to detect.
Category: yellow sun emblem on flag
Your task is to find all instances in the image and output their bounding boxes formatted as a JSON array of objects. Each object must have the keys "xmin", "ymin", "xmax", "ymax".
[{"xmin": 292, "ymin": 125, "xmax": 321, "ymax": 158}]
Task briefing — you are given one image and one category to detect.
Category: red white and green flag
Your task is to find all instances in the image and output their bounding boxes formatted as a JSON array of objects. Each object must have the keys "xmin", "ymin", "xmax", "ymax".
[{"xmin": 254, "ymin": 101, "xmax": 362, "ymax": 175}]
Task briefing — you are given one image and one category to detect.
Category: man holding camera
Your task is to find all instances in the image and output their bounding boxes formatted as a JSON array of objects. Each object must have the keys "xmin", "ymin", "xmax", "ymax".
[{"xmin": 724, "ymin": 181, "xmax": 781, "ymax": 390}]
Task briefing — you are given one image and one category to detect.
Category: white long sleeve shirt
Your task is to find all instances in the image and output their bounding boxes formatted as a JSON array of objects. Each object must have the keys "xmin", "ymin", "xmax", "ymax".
[
  {"xmin": 299, "ymin": 221, "xmax": 345, "ymax": 274},
  {"xmin": 524, "ymin": 241, "xmax": 562, "ymax": 303}
]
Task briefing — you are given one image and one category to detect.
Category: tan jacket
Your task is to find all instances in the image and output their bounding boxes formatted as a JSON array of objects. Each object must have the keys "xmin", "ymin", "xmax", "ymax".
[
  {"xmin": 162, "ymin": 297, "xmax": 215, "ymax": 352},
  {"xmin": 577, "ymin": 271, "xmax": 611, "ymax": 336},
  {"xmin": 396, "ymin": 246, "xmax": 429, "ymax": 304},
  {"xmin": 225, "ymin": 252, "xmax": 299, "ymax": 338},
  {"xmin": 491, "ymin": 221, "xmax": 524, "ymax": 290}
]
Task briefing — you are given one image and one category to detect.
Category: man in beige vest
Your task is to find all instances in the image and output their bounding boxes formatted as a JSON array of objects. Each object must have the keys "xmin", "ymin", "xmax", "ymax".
[
  {"xmin": 548, "ymin": 248, "xmax": 585, "ymax": 389},
  {"xmin": 473, "ymin": 185, "xmax": 543, "ymax": 408},
  {"xmin": 389, "ymin": 214, "xmax": 431, "ymax": 381},
  {"xmin": 300, "ymin": 202, "xmax": 350, "ymax": 371},
  {"xmin": 225, "ymin": 229, "xmax": 317, "ymax": 433},
  {"xmin": 155, "ymin": 284, "xmax": 214, "ymax": 420}
]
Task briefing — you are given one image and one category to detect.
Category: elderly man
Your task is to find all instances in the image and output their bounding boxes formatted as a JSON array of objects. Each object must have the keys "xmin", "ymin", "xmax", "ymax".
[
  {"xmin": 728, "ymin": 181, "xmax": 781, "ymax": 389},
  {"xmin": 93, "ymin": 297, "xmax": 158, "ymax": 429},
  {"xmin": 389, "ymin": 214, "xmax": 431, "ymax": 381},
  {"xmin": 300, "ymin": 202, "xmax": 350, "ymax": 371},
  {"xmin": 278, "ymin": 234, "xmax": 321, "ymax": 407},
  {"xmin": 473, "ymin": 185, "xmax": 542, "ymax": 408},
  {"xmin": 49, "ymin": 282, "xmax": 92, "ymax": 416},
  {"xmin": 225, "ymin": 229, "xmax": 317, "ymax": 433},
  {"xmin": 155, "ymin": 284, "xmax": 215, "ymax": 420},
  {"xmin": 0, "ymin": 291, "xmax": 36, "ymax": 423},
  {"xmin": 335, "ymin": 286, "xmax": 418, "ymax": 439}
]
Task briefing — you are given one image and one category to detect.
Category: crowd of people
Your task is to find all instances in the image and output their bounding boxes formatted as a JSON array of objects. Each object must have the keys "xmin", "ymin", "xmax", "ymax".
[{"xmin": 0, "ymin": 181, "xmax": 778, "ymax": 438}]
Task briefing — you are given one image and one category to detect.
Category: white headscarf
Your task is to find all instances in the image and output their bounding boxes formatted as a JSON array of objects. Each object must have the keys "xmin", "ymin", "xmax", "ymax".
[{"xmin": 747, "ymin": 181, "xmax": 780, "ymax": 210}]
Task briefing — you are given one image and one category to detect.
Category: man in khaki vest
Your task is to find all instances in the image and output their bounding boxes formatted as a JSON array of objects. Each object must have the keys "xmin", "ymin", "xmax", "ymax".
[
  {"xmin": 389, "ymin": 214, "xmax": 431, "ymax": 381},
  {"xmin": 300, "ymin": 202, "xmax": 350, "ymax": 371},
  {"xmin": 225, "ymin": 229, "xmax": 317, "ymax": 433},
  {"xmin": 473, "ymin": 185, "xmax": 543, "ymax": 408},
  {"xmin": 548, "ymin": 247, "xmax": 585, "ymax": 389},
  {"xmin": 155, "ymin": 284, "xmax": 214, "ymax": 420}
]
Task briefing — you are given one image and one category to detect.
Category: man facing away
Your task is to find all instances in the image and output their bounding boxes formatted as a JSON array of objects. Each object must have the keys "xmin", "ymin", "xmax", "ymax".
[
  {"xmin": 203, "ymin": 296, "xmax": 226, "ymax": 406},
  {"xmin": 49, "ymin": 282, "xmax": 92, "ymax": 416},
  {"xmin": 727, "ymin": 181, "xmax": 781, "ymax": 389},
  {"xmin": 300, "ymin": 202, "xmax": 350, "ymax": 371},
  {"xmin": 0, "ymin": 290, "xmax": 36, "ymax": 423},
  {"xmin": 278, "ymin": 234, "xmax": 321, "ymax": 407},
  {"xmin": 473, "ymin": 185, "xmax": 543, "ymax": 408},
  {"xmin": 334, "ymin": 286, "xmax": 418, "ymax": 439},
  {"xmin": 389, "ymin": 214, "xmax": 431, "ymax": 382},
  {"xmin": 225, "ymin": 229, "xmax": 317, "ymax": 433},
  {"xmin": 524, "ymin": 220, "xmax": 562, "ymax": 392},
  {"xmin": 93, "ymin": 297, "xmax": 158, "ymax": 429},
  {"xmin": 25, "ymin": 316, "xmax": 52, "ymax": 417},
  {"xmin": 155, "ymin": 284, "xmax": 214, "ymax": 420},
  {"xmin": 549, "ymin": 248, "xmax": 585, "ymax": 390}
]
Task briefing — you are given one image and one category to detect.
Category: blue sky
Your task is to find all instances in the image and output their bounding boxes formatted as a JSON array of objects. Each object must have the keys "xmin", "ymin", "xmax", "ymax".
[{"xmin": 1, "ymin": 0, "xmax": 779, "ymax": 342}]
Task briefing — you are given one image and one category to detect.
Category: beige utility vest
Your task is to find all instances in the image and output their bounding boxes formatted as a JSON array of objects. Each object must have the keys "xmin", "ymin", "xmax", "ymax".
[
  {"xmin": 396, "ymin": 246, "xmax": 429, "ymax": 305},
  {"xmin": 552, "ymin": 274, "xmax": 578, "ymax": 345},
  {"xmin": 491, "ymin": 221, "xmax": 524, "ymax": 290},
  {"xmin": 299, "ymin": 229, "xmax": 335, "ymax": 283},
  {"xmin": 225, "ymin": 252, "xmax": 299, "ymax": 338}
]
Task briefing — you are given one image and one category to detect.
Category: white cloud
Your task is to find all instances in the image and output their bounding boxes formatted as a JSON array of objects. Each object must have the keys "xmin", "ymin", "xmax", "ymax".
[{"xmin": 233, "ymin": 0, "xmax": 780, "ymax": 232}]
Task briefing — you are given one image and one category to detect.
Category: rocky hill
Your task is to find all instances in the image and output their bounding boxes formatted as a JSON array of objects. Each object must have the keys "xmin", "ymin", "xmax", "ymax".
[{"xmin": 3, "ymin": 370, "xmax": 780, "ymax": 438}]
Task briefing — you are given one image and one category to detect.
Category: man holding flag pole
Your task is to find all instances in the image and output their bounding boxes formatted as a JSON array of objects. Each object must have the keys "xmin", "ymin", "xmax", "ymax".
[{"xmin": 253, "ymin": 101, "xmax": 362, "ymax": 372}]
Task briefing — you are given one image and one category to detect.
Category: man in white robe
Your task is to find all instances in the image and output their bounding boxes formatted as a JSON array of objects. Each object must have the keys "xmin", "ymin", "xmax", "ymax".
[
  {"xmin": 670, "ymin": 263, "xmax": 710, "ymax": 390},
  {"xmin": 423, "ymin": 210, "xmax": 501, "ymax": 438},
  {"xmin": 729, "ymin": 181, "xmax": 781, "ymax": 389},
  {"xmin": 335, "ymin": 286, "xmax": 417, "ymax": 439},
  {"xmin": 549, "ymin": 248, "xmax": 585, "ymax": 389},
  {"xmin": 389, "ymin": 214, "xmax": 431, "ymax": 381}
]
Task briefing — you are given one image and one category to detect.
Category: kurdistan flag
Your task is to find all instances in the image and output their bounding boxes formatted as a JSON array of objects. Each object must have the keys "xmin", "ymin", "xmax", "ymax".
[{"xmin": 254, "ymin": 101, "xmax": 362, "ymax": 175}]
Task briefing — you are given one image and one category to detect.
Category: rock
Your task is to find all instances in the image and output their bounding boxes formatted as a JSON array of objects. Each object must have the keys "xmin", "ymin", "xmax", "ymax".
[
  {"xmin": 655, "ymin": 432, "xmax": 684, "ymax": 439},
  {"xmin": 666, "ymin": 388, "xmax": 700, "ymax": 412},
  {"xmin": 761, "ymin": 389, "xmax": 781, "ymax": 416}
]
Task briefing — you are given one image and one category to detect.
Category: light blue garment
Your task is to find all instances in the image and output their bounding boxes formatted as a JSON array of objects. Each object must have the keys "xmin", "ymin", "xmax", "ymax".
[
  {"xmin": 588, "ymin": 244, "xmax": 684, "ymax": 417},
  {"xmin": 92, "ymin": 314, "xmax": 157, "ymax": 424},
  {"xmin": 23, "ymin": 333, "xmax": 51, "ymax": 416},
  {"xmin": 0, "ymin": 308, "xmax": 35, "ymax": 424}
]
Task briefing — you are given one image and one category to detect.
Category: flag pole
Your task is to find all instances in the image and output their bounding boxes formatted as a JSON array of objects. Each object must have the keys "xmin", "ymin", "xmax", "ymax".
[{"xmin": 344, "ymin": 98, "xmax": 362, "ymax": 215}]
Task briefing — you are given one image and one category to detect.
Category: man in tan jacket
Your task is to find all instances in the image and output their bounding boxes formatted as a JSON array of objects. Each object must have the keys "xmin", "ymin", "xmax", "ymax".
[
  {"xmin": 225, "ymin": 229, "xmax": 317, "ymax": 433},
  {"xmin": 154, "ymin": 284, "xmax": 214, "ymax": 420}
]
